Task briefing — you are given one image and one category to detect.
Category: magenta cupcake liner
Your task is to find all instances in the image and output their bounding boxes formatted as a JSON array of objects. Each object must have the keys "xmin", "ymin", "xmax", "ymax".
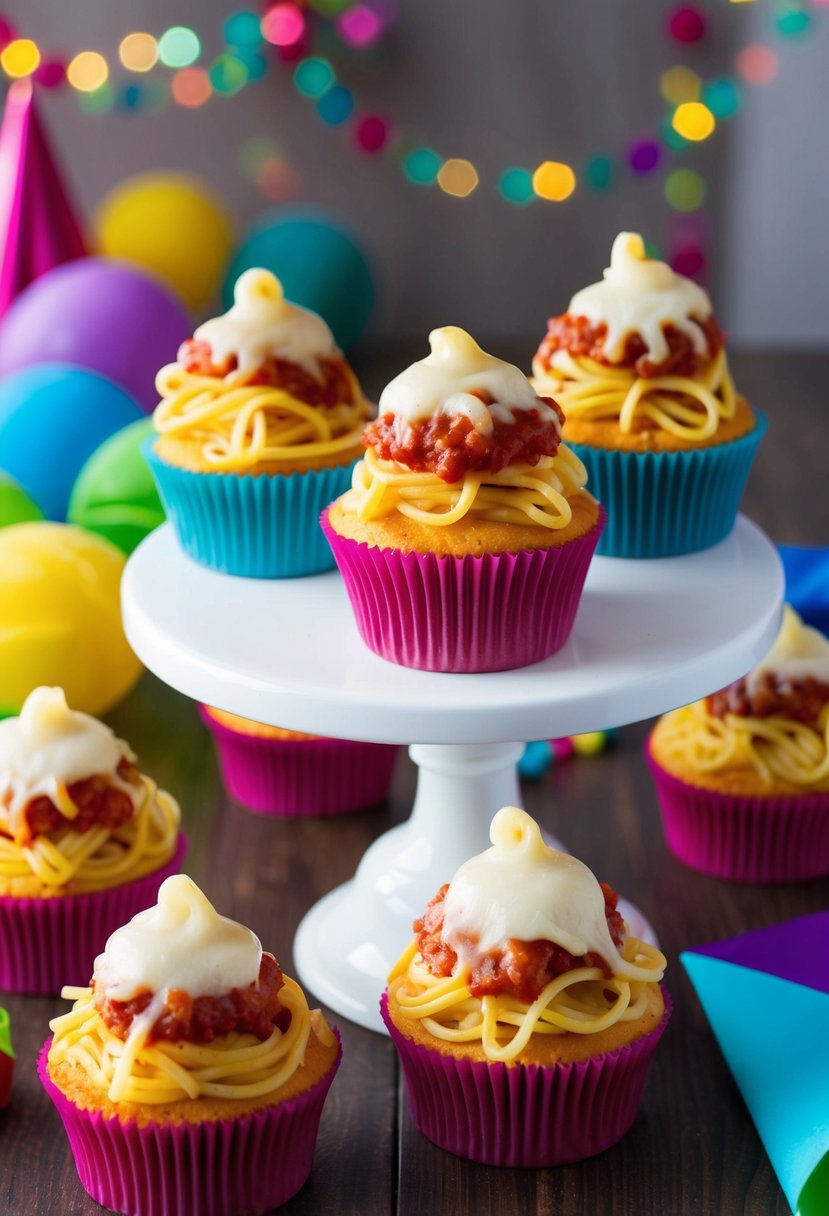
[
  {"xmin": 0, "ymin": 835, "xmax": 186, "ymax": 995},
  {"xmin": 322, "ymin": 506, "xmax": 606, "ymax": 673},
  {"xmin": 381, "ymin": 989, "xmax": 671, "ymax": 1167},
  {"xmin": 39, "ymin": 1031, "xmax": 341, "ymax": 1216},
  {"xmin": 199, "ymin": 706, "xmax": 400, "ymax": 817},
  {"xmin": 646, "ymin": 740, "xmax": 829, "ymax": 883}
]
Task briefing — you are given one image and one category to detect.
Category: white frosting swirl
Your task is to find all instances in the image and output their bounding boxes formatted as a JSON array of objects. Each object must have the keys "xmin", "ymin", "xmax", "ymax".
[
  {"xmin": 0, "ymin": 687, "xmax": 133, "ymax": 837},
  {"xmin": 746, "ymin": 605, "xmax": 829, "ymax": 695},
  {"xmin": 442, "ymin": 807, "xmax": 648, "ymax": 981},
  {"xmin": 378, "ymin": 327, "xmax": 561, "ymax": 439},
  {"xmin": 194, "ymin": 268, "xmax": 338, "ymax": 374},
  {"xmin": 565, "ymin": 232, "xmax": 713, "ymax": 365},
  {"xmin": 94, "ymin": 874, "xmax": 262, "ymax": 1002}
]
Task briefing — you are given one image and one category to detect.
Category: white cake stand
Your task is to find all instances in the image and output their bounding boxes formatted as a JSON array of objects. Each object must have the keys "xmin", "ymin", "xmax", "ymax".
[{"xmin": 122, "ymin": 517, "xmax": 783, "ymax": 1032}]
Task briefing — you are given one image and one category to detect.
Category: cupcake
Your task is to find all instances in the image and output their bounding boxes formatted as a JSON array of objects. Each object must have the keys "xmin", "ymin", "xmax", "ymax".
[
  {"xmin": 40, "ymin": 874, "xmax": 341, "ymax": 1216},
  {"xmin": 647, "ymin": 605, "xmax": 829, "ymax": 882},
  {"xmin": 199, "ymin": 704, "xmax": 400, "ymax": 817},
  {"xmin": 532, "ymin": 232, "xmax": 766, "ymax": 557},
  {"xmin": 0, "ymin": 686, "xmax": 184, "ymax": 994},
  {"xmin": 324, "ymin": 326, "xmax": 605, "ymax": 672},
  {"xmin": 147, "ymin": 267, "xmax": 372, "ymax": 577},
  {"xmin": 382, "ymin": 806, "xmax": 669, "ymax": 1166}
]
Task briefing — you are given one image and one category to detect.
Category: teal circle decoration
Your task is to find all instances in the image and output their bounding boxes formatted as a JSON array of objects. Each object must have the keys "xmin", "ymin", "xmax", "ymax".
[{"xmin": 498, "ymin": 167, "xmax": 535, "ymax": 206}]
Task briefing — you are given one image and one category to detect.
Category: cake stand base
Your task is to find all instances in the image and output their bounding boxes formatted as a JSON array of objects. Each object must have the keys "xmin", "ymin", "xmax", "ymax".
[{"xmin": 294, "ymin": 741, "xmax": 655, "ymax": 1033}]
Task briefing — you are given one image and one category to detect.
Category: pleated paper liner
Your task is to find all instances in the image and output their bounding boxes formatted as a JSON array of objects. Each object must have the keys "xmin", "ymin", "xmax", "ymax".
[
  {"xmin": 645, "ymin": 741, "xmax": 829, "ymax": 883},
  {"xmin": 568, "ymin": 410, "xmax": 767, "ymax": 558},
  {"xmin": 321, "ymin": 506, "xmax": 605, "ymax": 673},
  {"xmin": 381, "ymin": 991, "xmax": 671, "ymax": 1167},
  {"xmin": 0, "ymin": 834, "xmax": 186, "ymax": 995},
  {"xmin": 38, "ymin": 1031, "xmax": 341, "ymax": 1216},
  {"xmin": 145, "ymin": 439, "xmax": 358, "ymax": 577},
  {"xmin": 199, "ymin": 705, "xmax": 400, "ymax": 817}
]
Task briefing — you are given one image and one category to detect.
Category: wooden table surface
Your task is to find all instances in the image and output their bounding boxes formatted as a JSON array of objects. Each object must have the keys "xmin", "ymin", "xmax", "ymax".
[{"xmin": 1, "ymin": 349, "xmax": 827, "ymax": 1215}]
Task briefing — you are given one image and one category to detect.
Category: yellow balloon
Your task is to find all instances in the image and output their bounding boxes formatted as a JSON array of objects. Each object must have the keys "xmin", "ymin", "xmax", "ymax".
[
  {"xmin": 95, "ymin": 172, "xmax": 234, "ymax": 312},
  {"xmin": 0, "ymin": 523, "xmax": 142, "ymax": 716}
]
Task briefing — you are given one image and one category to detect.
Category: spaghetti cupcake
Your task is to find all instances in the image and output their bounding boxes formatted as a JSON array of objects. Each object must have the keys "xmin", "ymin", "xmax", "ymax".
[
  {"xmin": 383, "ymin": 806, "xmax": 668, "ymax": 1166},
  {"xmin": 324, "ymin": 326, "xmax": 605, "ymax": 672},
  {"xmin": 148, "ymin": 267, "xmax": 371, "ymax": 577},
  {"xmin": 647, "ymin": 605, "xmax": 829, "ymax": 882},
  {"xmin": 0, "ymin": 686, "xmax": 183, "ymax": 994},
  {"xmin": 40, "ymin": 874, "xmax": 341, "ymax": 1216},
  {"xmin": 199, "ymin": 704, "xmax": 399, "ymax": 817},
  {"xmin": 532, "ymin": 232, "xmax": 766, "ymax": 557}
]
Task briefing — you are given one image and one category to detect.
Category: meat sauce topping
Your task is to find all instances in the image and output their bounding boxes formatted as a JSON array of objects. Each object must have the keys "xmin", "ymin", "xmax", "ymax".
[
  {"xmin": 364, "ymin": 392, "xmax": 564, "ymax": 484},
  {"xmin": 4, "ymin": 757, "xmax": 140, "ymax": 847},
  {"xmin": 707, "ymin": 673, "xmax": 829, "ymax": 725},
  {"xmin": 178, "ymin": 338, "xmax": 358, "ymax": 408},
  {"xmin": 94, "ymin": 952, "xmax": 290, "ymax": 1044},
  {"xmin": 536, "ymin": 312, "xmax": 724, "ymax": 380},
  {"xmin": 414, "ymin": 881, "xmax": 626, "ymax": 1005}
]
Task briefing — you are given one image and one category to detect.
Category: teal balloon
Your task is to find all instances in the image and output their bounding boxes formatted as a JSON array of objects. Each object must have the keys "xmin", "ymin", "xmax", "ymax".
[
  {"xmin": 0, "ymin": 364, "xmax": 143, "ymax": 520},
  {"xmin": 223, "ymin": 211, "xmax": 374, "ymax": 351},
  {"xmin": 0, "ymin": 472, "xmax": 43, "ymax": 529},
  {"xmin": 68, "ymin": 417, "xmax": 165, "ymax": 554}
]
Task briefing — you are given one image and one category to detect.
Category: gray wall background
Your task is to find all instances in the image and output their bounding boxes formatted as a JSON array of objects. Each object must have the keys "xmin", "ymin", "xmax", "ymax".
[{"xmin": 9, "ymin": 0, "xmax": 829, "ymax": 346}]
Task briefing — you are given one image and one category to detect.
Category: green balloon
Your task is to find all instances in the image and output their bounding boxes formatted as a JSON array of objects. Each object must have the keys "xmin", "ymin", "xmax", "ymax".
[
  {"xmin": 0, "ymin": 472, "xmax": 43, "ymax": 528},
  {"xmin": 67, "ymin": 417, "xmax": 165, "ymax": 555}
]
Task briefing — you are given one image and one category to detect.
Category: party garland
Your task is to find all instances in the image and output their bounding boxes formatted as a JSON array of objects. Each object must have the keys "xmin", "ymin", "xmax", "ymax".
[{"xmin": 0, "ymin": 0, "xmax": 820, "ymax": 267}]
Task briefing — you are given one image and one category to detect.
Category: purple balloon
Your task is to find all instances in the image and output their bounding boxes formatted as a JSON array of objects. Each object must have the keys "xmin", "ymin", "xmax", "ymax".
[{"xmin": 0, "ymin": 258, "xmax": 192, "ymax": 412}]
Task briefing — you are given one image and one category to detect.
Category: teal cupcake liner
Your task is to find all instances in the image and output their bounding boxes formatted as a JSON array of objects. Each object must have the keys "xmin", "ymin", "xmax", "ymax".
[
  {"xmin": 144, "ymin": 440, "xmax": 357, "ymax": 578},
  {"xmin": 568, "ymin": 410, "xmax": 767, "ymax": 558}
]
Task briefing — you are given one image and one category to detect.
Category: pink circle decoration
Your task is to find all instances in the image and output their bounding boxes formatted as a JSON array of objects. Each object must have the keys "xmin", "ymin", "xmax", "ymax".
[
  {"xmin": 34, "ymin": 58, "xmax": 66, "ymax": 89},
  {"xmin": 354, "ymin": 114, "xmax": 389, "ymax": 154},
  {"xmin": 338, "ymin": 5, "xmax": 383, "ymax": 48},
  {"xmin": 671, "ymin": 244, "xmax": 705, "ymax": 279},
  {"xmin": 627, "ymin": 138, "xmax": 662, "ymax": 174},
  {"xmin": 667, "ymin": 5, "xmax": 707, "ymax": 45},
  {"xmin": 261, "ymin": 4, "xmax": 306, "ymax": 48}
]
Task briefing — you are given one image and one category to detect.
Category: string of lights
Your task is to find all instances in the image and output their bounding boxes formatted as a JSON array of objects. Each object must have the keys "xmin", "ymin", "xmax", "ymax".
[{"xmin": 0, "ymin": 0, "xmax": 820, "ymax": 233}]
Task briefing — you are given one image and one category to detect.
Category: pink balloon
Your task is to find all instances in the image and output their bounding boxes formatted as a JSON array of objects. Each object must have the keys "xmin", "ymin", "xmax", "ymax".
[{"xmin": 0, "ymin": 258, "xmax": 192, "ymax": 412}]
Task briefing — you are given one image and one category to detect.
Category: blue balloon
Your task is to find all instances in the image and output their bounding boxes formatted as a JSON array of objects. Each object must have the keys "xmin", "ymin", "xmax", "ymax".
[
  {"xmin": 0, "ymin": 364, "xmax": 143, "ymax": 520},
  {"xmin": 224, "ymin": 210, "xmax": 375, "ymax": 352}
]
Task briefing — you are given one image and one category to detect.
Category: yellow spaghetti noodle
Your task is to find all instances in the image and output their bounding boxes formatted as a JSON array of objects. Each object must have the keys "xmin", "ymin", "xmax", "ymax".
[
  {"xmin": 388, "ymin": 935, "xmax": 666, "ymax": 1063},
  {"xmin": 48, "ymin": 975, "xmax": 318, "ymax": 1104},
  {"xmin": 656, "ymin": 701, "xmax": 829, "ymax": 789},
  {"xmin": 349, "ymin": 442, "xmax": 588, "ymax": 529},
  {"xmin": 532, "ymin": 347, "xmax": 736, "ymax": 442},
  {"xmin": 154, "ymin": 363, "xmax": 371, "ymax": 472},
  {"xmin": 0, "ymin": 776, "xmax": 180, "ymax": 893}
]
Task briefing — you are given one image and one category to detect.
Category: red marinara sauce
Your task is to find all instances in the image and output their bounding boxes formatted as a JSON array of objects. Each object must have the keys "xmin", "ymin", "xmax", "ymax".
[
  {"xmin": 93, "ymin": 952, "xmax": 291, "ymax": 1044},
  {"xmin": 535, "ymin": 312, "xmax": 724, "ymax": 380},
  {"xmin": 177, "ymin": 338, "xmax": 357, "ymax": 409},
  {"xmin": 413, "ymin": 881, "xmax": 626, "ymax": 1006},
  {"xmin": 364, "ymin": 391, "xmax": 565, "ymax": 484},
  {"xmin": 7, "ymin": 757, "xmax": 140, "ymax": 848},
  {"xmin": 707, "ymin": 672, "xmax": 829, "ymax": 725}
]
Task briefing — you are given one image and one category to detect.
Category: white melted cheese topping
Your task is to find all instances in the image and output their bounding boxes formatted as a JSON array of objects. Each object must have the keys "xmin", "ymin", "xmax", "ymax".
[
  {"xmin": 564, "ymin": 232, "xmax": 713, "ymax": 365},
  {"xmin": 0, "ymin": 687, "xmax": 133, "ymax": 837},
  {"xmin": 378, "ymin": 326, "xmax": 561, "ymax": 441},
  {"xmin": 193, "ymin": 267, "xmax": 338, "ymax": 374},
  {"xmin": 746, "ymin": 605, "xmax": 829, "ymax": 695},
  {"xmin": 442, "ymin": 807, "xmax": 643, "ymax": 980},
  {"xmin": 94, "ymin": 874, "xmax": 262, "ymax": 1002}
]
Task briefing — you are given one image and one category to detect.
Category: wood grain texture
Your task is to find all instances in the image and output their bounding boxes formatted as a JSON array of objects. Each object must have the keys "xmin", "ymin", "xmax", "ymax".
[{"xmin": 0, "ymin": 349, "xmax": 825, "ymax": 1215}]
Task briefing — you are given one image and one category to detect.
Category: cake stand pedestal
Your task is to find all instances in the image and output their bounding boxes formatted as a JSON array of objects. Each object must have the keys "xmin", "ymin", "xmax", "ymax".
[{"xmin": 122, "ymin": 517, "xmax": 783, "ymax": 1032}]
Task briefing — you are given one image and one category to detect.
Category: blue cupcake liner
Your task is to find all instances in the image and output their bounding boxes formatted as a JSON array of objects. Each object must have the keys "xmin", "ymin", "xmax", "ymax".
[
  {"xmin": 567, "ymin": 409, "xmax": 767, "ymax": 558},
  {"xmin": 144, "ymin": 440, "xmax": 357, "ymax": 578}
]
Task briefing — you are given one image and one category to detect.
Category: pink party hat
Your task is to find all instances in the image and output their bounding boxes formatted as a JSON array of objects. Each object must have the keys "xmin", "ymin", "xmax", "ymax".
[{"xmin": 0, "ymin": 80, "xmax": 86, "ymax": 318}]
